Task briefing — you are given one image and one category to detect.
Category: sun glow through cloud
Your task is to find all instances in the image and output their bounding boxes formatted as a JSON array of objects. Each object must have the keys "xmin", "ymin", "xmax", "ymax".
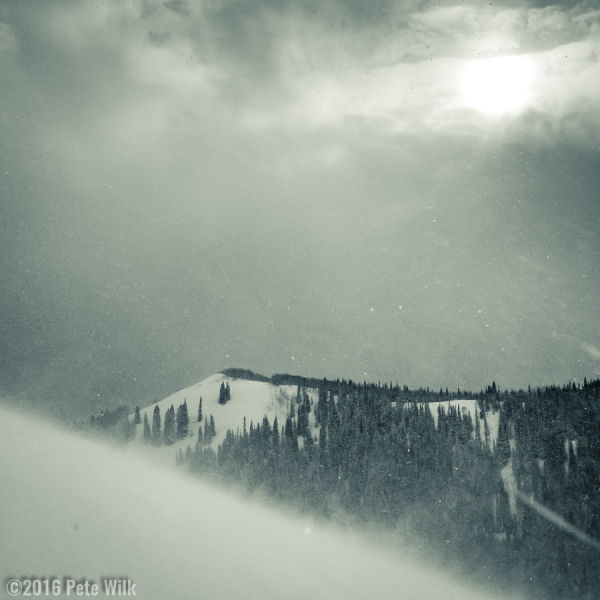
[{"xmin": 461, "ymin": 55, "xmax": 534, "ymax": 115}]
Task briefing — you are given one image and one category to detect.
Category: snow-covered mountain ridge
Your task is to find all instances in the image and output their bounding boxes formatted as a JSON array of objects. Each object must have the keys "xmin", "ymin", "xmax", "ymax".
[
  {"xmin": 130, "ymin": 372, "xmax": 315, "ymax": 454},
  {"xmin": 130, "ymin": 371, "xmax": 500, "ymax": 461}
]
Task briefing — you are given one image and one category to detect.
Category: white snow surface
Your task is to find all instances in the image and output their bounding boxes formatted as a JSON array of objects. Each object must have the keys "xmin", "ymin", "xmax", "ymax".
[
  {"xmin": 0, "ymin": 405, "xmax": 520, "ymax": 600},
  {"xmin": 501, "ymin": 460, "xmax": 518, "ymax": 518},
  {"xmin": 132, "ymin": 373, "xmax": 307, "ymax": 459}
]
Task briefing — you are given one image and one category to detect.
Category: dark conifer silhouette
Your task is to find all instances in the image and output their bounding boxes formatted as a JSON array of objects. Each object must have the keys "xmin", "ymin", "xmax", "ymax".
[
  {"xmin": 195, "ymin": 425, "xmax": 204, "ymax": 449},
  {"xmin": 143, "ymin": 413, "xmax": 151, "ymax": 442},
  {"xmin": 152, "ymin": 405, "xmax": 161, "ymax": 443},
  {"xmin": 218, "ymin": 382, "xmax": 231, "ymax": 405},
  {"xmin": 164, "ymin": 405, "xmax": 176, "ymax": 445},
  {"xmin": 176, "ymin": 400, "xmax": 189, "ymax": 439}
]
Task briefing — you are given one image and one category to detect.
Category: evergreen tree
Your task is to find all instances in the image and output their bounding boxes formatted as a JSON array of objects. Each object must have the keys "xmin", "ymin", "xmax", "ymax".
[
  {"xmin": 272, "ymin": 416, "xmax": 280, "ymax": 449},
  {"xmin": 483, "ymin": 412, "xmax": 490, "ymax": 449},
  {"xmin": 176, "ymin": 399, "xmax": 189, "ymax": 439},
  {"xmin": 164, "ymin": 405, "xmax": 176, "ymax": 445},
  {"xmin": 318, "ymin": 425, "xmax": 327, "ymax": 469},
  {"xmin": 195, "ymin": 425, "xmax": 204, "ymax": 449},
  {"xmin": 143, "ymin": 413, "xmax": 151, "ymax": 442},
  {"xmin": 316, "ymin": 388, "xmax": 328, "ymax": 426},
  {"xmin": 134, "ymin": 405, "xmax": 141, "ymax": 425},
  {"xmin": 198, "ymin": 397, "xmax": 203, "ymax": 422},
  {"xmin": 152, "ymin": 405, "xmax": 162, "ymax": 443},
  {"xmin": 495, "ymin": 406, "xmax": 511, "ymax": 466},
  {"xmin": 204, "ymin": 415, "xmax": 216, "ymax": 444},
  {"xmin": 218, "ymin": 382, "xmax": 228, "ymax": 405},
  {"xmin": 284, "ymin": 415, "xmax": 296, "ymax": 452},
  {"xmin": 120, "ymin": 417, "xmax": 135, "ymax": 442},
  {"xmin": 297, "ymin": 392, "xmax": 311, "ymax": 437}
]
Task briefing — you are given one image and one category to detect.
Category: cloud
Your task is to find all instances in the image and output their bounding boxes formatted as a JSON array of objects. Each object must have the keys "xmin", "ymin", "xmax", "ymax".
[
  {"xmin": 0, "ymin": 20, "xmax": 16, "ymax": 53},
  {"xmin": 163, "ymin": 0, "xmax": 189, "ymax": 16},
  {"xmin": 2, "ymin": 0, "xmax": 598, "ymax": 142},
  {"xmin": 580, "ymin": 342, "xmax": 600, "ymax": 360},
  {"xmin": 531, "ymin": 39, "xmax": 600, "ymax": 113},
  {"xmin": 1, "ymin": 0, "xmax": 600, "ymax": 410}
]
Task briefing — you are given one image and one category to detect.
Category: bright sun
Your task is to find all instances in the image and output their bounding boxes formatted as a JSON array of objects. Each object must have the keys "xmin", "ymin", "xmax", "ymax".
[{"xmin": 461, "ymin": 55, "xmax": 533, "ymax": 115}]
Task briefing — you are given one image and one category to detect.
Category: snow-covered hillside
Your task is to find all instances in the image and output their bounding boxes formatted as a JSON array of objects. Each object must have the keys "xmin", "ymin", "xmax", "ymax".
[
  {"xmin": 132, "ymin": 374, "xmax": 501, "ymax": 465},
  {"xmin": 0, "ymin": 406, "xmax": 515, "ymax": 600},
  {"xmin": 131, "ymin": 373, "xmax": 316, "ymax": 458}
]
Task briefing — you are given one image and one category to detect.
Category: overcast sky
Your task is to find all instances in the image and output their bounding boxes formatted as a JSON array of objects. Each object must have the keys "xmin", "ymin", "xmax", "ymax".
[{"xmin": 1, "ymin": 0, "xmax": 599, "ymax": 416}]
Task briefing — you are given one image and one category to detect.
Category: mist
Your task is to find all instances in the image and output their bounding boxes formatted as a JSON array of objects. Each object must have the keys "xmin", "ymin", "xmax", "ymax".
[{"xmin": 0, "ymin": 405, "xmax": 524, "ymax": 600}]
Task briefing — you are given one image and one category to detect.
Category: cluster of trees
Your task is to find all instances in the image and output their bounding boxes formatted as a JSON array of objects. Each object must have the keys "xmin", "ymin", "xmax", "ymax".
[
  {"xmin": 89, "ymin": 406, "xmax": 135, "ymax": 441},
  {"xmin": 176, "ymin": 414, "xmax": 217, "ymax": 467},
  {"xmin": 139, "ymin": 399, "xmax": 191, "ymax": 445},
  {"xmin": 90, "ymin": 406, "xmax": 129, "ymax": 429},
  {"xmin": 90, "ymin": 396, "xmax": 217, "ymax": 449},
  {"xmin": 184, "ymin": 378, "xmax": 600, "ymax": 600},
  {"xmin": 218, "ymin": 382, "xmax": 231, "ymax": 405},
  {"xmin": 137, "ymin": 397, "xmax": 218, "ymax": 450},
  {"xmin": 220, "ymin": 368, "xmax": 270, "ymax": 383},
  {"xmin": 221, "ymin": 369, "xmax": 477, "ymax": 394},
  {"xmin": 197, "ymin": 414, "xmax": 216, "ymax": 446}
]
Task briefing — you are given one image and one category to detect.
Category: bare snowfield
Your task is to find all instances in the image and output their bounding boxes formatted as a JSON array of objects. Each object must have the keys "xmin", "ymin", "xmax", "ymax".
[{"xmin": 0, "ymin": 405, "xmax": 522, "ymax": 600}]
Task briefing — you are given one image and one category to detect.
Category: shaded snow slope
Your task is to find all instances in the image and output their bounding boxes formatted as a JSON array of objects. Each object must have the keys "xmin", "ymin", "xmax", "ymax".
[{"xmin": 0, "ymin": 406, "xmax": 520, "ymax": 600}]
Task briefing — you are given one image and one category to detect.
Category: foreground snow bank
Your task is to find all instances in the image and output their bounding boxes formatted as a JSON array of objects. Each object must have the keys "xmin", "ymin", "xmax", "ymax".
[{"xmin": 1, "ymin": 406, "xmax": 519, "ymax": 600}]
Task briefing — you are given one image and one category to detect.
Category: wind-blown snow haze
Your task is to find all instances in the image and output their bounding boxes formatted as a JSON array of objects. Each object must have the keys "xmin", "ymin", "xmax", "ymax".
[{"xmin": 0, "ymin": 405, "xmax": 521, "ymax": 600}]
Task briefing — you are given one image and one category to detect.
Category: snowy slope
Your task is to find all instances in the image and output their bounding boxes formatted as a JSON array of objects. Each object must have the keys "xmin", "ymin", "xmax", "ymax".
[
  {"xmin": 0, "ymin": 406, "xmax": 515, "ymax": 600},
  {"xmin": 132, "ymin": 376, "xmax": 501, "ymax": 463},
  {"xmin": 131, "ymin": 373, "xmax": 313, "ymax": 458}
]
